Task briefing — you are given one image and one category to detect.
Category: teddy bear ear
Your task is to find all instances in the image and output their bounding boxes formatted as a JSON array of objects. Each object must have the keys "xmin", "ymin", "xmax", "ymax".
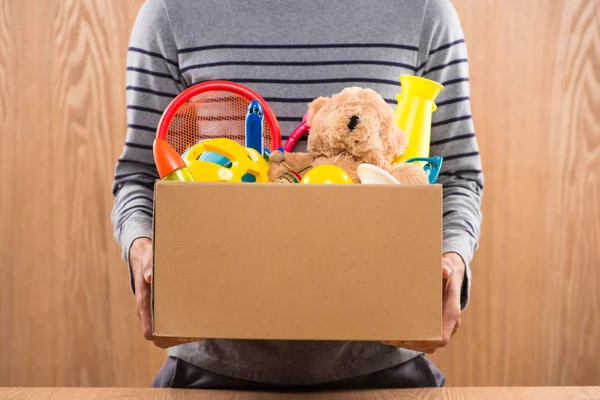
[{"xmin": 306, "ymin": 96, "xmax": 329, "ymax": 126}]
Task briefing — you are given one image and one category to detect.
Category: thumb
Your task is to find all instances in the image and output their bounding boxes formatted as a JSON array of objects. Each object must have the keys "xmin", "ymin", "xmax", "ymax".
[
  {"xmin": 132, "ymin": 238, "xmax": 153, "ymax": 284},
  {"xmin": 442, "ymin": 261, "xmax": 453, "ymax": 280},
  {"xmin": 142, "ymin": 249, "xmax": 153, "ymax": 284}
]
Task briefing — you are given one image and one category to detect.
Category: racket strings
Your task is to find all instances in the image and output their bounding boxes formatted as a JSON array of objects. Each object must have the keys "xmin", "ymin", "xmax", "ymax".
[{"xmin": 165, "ymin": 90, "xmax": 273, "ymax": 155}]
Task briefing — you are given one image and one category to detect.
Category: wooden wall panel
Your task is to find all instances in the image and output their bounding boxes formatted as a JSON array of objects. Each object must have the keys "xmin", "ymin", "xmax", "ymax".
[
  {"xmin": 427, "ymin": 0, "xmax": 600, "ymax": 387},
  {"xmin": 0, "ymin": 0, "xmax": 598, "ymax": 388},
  {"xmin": 0, "ymin": 0, "xmax": 164, "ymax": 387}
]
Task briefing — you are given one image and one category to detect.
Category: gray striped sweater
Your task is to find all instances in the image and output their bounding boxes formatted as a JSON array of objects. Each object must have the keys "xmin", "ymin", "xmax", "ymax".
[{"xmin": 111, "ymin": 0, "xmax": 483, "ymax": 385}]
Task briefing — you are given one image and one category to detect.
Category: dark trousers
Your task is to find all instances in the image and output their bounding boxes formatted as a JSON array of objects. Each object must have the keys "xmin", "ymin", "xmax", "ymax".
[{"xmin": 152, "ymin": 356, "xmax": 445, "ymax": 390}]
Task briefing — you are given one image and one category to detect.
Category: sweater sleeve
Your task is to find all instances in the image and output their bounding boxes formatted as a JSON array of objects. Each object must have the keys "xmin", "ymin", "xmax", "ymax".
[
  {"xmin": 111, "ymin": 0, "xmax": 184, "ymax": 294},
  {"xmin": 416, "ymin": 0, "xmax": 484, "ymax": 309}
]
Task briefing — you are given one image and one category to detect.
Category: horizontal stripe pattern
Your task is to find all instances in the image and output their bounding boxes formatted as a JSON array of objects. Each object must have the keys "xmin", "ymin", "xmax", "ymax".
[
  {"xmin": 114, "ymin": 171, "xmax": 157, "ymax": 181},
  {"xmin": 423, "ymin": 58, "xmax": 468, "ymax": 76},
  {"xmin": 432, "ymin": 115, "xmax": 472, "ymax": 128},
  {"xmin": 118, "ymin": 158, "xmax": 157, "ymax": 167},
  {"xmin": 222, "ymin": 77, "xmax": 402, "ymax": 86},
  {"xmin": 178, "ymin": 42, "xmax": 420, "ymax": 53},
  {"xmin": 429, "ymin": 39, "xmax": 466, "ymax": 56},
  {"xmin": 439, "ymin": 169, "xmax": 483, "ymax": 176},
  {"xmin": 124, "ymin": 141, "xmax": 153, "ymax": 150},
  {"xmin": 127, "ymin": 66, "xmax": 182, "ymax": 84},
  {"xmin": 442, "ymin": 152, "xmax": 480, "ymax": 161},
  {"xmin": 263, "ymin": 96, "xmax": 397, "ymax": 105},
  {"xmin": 127, "ymin": 123, "xmax": 156, "ymax": 133},
  {"xmin": 436, "ymin": 96, "xmax": 470, "ymax": 107},
  {"xmin": 431, "ymin": 133, "xmax": 475, "ymax": 146},
  {"xmin": 126, "ymin": 86, "xmax": 178, "ymax": 98},
  {"xmin": 128, "ymin": 46, "xmax": 178, "ymax": 66},
  {"xmin": 122, "ymin": 43, "xmax": 476, "ymax": 158},
  {"xmin": 181, "ymin": 60, "xmax": 418, "ymax": 74},
  {"xmin": 127, "ymin": 105, "xmax": 164, "ymax": 115},
  {"xmin": 441, "ymin": 77, "xmax": 469, "ymax": 86}
]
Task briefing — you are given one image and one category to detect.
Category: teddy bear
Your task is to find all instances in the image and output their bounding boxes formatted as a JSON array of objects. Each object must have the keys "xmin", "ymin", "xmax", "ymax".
[{"xmin": 268, "ymin": 86, "xmax": 429, "ymax": 185}]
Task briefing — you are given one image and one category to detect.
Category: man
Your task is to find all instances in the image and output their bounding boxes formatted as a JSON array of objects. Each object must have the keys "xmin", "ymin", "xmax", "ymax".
[{"xmin": 112, "ymin": 0, "xmax": 483, "ymax": 389}]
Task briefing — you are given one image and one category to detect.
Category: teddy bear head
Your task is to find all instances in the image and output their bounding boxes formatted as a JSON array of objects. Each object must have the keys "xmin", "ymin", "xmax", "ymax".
[{"xmin": 305, "ymin": 87, "xmax": 407, "ymax": 167}]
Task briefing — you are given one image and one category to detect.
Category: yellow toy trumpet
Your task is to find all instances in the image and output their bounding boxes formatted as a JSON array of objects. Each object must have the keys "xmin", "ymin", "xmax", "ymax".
[{"xmin": 392, "ymin": 75, "xmax": 444, "ymax": 166}]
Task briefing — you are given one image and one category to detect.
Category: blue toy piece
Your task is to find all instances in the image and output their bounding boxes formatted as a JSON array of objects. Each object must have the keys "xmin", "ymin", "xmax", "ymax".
[
  {"xmin": 263, "ymin": 148, "xmax": 271, "ymax": 162},
  {"xmin": 405, "ymin": 156, "xmax": 443, "ymax": 184},
  {"xmin": 245, "ymin": 99, "xmax": 264, "ymax": 156},
  {"xmin": 199, "ymin": 151, "xmax": 232, "ymax": 167},
  {"xmin": 183, "ymin": 140, "xmax": 232, "ymax": 168},
  {"xmin": 242, "ymin": 173, "xmax": 256, "ymax": 182}
]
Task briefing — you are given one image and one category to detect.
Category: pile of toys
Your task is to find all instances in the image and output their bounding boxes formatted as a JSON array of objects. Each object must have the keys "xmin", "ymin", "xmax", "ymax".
[{"xmin": 153, "ymin": 75, "xmax": 444, "ymax": 186}]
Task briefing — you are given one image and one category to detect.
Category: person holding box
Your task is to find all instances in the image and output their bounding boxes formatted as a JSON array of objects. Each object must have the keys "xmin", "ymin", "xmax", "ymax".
[{"xmin": 112, "ymin": 0, "xmax": 483, "ymax": 389}]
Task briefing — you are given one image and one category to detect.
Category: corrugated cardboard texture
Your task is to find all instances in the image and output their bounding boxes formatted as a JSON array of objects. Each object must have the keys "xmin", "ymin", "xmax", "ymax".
[{"xmin": 153, "ymin": 182, "xmax": 442, "ymax": 341}]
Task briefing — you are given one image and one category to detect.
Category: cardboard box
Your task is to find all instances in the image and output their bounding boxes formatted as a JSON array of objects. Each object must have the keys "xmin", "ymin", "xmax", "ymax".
[{"xmin": 152, "ymin": 181, "xmax": 442, "ymax": 342}]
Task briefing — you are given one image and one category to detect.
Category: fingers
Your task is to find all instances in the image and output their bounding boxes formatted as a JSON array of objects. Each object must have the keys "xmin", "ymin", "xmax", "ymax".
[
  {"xmin": 452, "ymin": 317, "xmax": 461, "ymax": 336},
  {"xmin": 140, "ymin": 242, "xmax": 153, "ymax": 284},
  {"xmin": 136, "ymin": 274, "xmax": 194, "ymax": 348},
  {"xmin": 130, "ymin": 238, "xmax": 197, "ymax": 349},
  {"xmin": 130, "ymin": 238, "xmax": 153, "ymax": 284},
  {"xmin": 441, "ymin": 276, "xmax": 462, "ymax": 347},
  {"xmin": 134, "ymin": 269, "xmax": 153, "ymax": 341},
  {"xmin": 130, "ymin": 238, "xmax": 155, "ymax": 340},
  {"xmin": 132, "ymin": 248, "xmax": 154, "ymax": 341},
  {"xmin": 384, "ymin": 257, "xmax": 464, "ymax": 354},
  {"xmin": 441, "ymin": 297, "xmax": 459, "ymax": 345}
]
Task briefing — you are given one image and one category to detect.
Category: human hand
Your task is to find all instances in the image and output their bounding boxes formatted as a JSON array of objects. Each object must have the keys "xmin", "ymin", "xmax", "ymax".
[
  {"xmin": 382, "ymin": 252, "xmax": 465, "ymax": 353},
  {"xmin": 129, "ymin": 238, "xmax": 197, "ymax": 348}
]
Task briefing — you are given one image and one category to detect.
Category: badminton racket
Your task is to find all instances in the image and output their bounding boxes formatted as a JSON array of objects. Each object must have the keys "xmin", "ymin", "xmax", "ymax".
[{"xmin": 156, "ymin": 80, "xmax": 282, "ymax": 156}]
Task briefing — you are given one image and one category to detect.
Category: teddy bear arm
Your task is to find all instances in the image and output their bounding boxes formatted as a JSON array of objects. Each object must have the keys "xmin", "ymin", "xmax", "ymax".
[
  {"xmin": 267, "ymin": 151, "xmax": 314, "ymax": 182},
  {"xmin": 282, "ymin": 152, "xmax": 314, "ymax": 172},
  {"xmin": 388, "ymin": 163, "xmax": 430, "ymax": 185}
]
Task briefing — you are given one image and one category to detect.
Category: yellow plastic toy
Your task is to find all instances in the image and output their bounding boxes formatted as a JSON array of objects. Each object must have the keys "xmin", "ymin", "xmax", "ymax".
[
  {"xmin": 392, "ymin": 75, "xmax": 444, "ymax": 166},
  {"xmin": 182, "ymin": 138, "xmax": 270, "ymax": 183},
  {"xmin": 300, "ymin": 165, "xmax": 354, "ymax": 184}
]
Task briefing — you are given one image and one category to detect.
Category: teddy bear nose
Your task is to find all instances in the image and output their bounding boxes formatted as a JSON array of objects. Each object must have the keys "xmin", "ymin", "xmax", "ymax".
[{"xmin": 347, "ymin": 115, "xmax": 360, "ymax": 132}]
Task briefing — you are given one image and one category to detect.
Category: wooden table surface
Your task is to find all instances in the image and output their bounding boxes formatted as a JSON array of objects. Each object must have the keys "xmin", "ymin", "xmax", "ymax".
[{"xmin": 0, "ymin": 387, "xmax": 599, "ymax": 400}]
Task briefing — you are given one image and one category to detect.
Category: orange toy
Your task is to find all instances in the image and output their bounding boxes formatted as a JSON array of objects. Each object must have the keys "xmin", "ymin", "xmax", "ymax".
[{"xmin": 153, "ymin": 138, "xmax": 195, "ymax": 181}]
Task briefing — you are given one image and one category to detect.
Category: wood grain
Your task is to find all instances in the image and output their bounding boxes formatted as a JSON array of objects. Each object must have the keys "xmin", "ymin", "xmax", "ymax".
[
  {"xmin": 0, "ymin": 0, "xmax": 599, "ymax": 388},
  {"xmin": 0, "ymin": 0, "xmax": 164, "ymax": 388},
  {"xmin": 0, "ymin": 387, "xmax": 599, "ymax": 400},
  {"xmin": 427, "ymin": 0, "xmax": 600, "ymax": 386}
]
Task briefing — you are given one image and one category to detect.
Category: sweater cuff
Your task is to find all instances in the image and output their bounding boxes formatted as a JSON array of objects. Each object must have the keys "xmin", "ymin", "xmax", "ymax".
[
  {"xmin": 120, "ymin": 217, "xmax": 153, "ymax": 295},
  {"xmin": 443, "ymin": 229, "xmax": 476, "ymax": 310}
]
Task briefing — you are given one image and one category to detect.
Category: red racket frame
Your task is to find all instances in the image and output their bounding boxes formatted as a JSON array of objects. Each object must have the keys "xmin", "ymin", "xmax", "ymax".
[{"xmin": 155, "ymin": 80, "xmax": 282, "ymax": 151}]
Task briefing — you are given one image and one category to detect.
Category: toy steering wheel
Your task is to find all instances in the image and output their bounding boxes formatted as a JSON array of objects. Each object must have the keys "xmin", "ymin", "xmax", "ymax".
[{"xmin": 183, "ymin": 138, "xmax": 269, "ymax": 183}]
